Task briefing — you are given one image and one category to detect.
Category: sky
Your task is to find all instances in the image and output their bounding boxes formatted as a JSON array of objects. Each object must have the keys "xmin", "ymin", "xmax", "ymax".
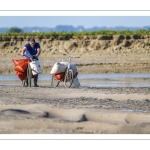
[{"xmin": 0, "ymin": 16, "xmax": 150, "ymax": 28}]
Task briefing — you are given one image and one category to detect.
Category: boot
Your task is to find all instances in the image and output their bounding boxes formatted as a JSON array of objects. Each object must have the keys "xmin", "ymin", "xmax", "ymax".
[
  {"xmin": 25, "ymin": 78, "xmax": 28, "ymax": 87},
  {"xmin": 34, "ymin": 74, "xmax": 39, "ymax": 87}
]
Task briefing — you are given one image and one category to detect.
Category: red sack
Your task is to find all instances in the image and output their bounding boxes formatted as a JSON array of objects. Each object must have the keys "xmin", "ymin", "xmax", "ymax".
[
  {"xmin": 32, "ymin": 74, "xmax": 37, "ymax": 78},
  {"xmin": 17, "ymin": 71, "xmax": 27, "ymax": 81},
  {"xmin": 54, "ymin": 72, "xmax": 78, "ymax": 81},
  {"xmin": 74, "ymin": 72, "xmax": 78, "ymax": 78},
  {"xmin": 54, "ymin": 72, "xmax": 65, "ymax": 80},
  {"xmin": 17, "ymin": 71, "xmax": 36, "ymax": 81},
  {"xmin": 15, "ymin": 62, "xmax": 28, "ymax": 73},
  {"xmin": 12, "ymin": 59, "xmax": 28, "ymax": 66},
  {"xmin": 13, "ymin": 58, "xmax": 38, "ymax": 81}
]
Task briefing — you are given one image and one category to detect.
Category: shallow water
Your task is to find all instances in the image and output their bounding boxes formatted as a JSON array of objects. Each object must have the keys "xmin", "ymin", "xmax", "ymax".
[{"xmin": 0, "ymin": 73, "xmax": 150, "ymax": 87}]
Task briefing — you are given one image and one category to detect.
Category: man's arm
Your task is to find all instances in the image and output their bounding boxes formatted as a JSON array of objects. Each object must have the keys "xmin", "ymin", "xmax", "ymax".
[
  {"xmin": 21, "ymin": 47, "xmax": 27, "ymax": 56},
  {"xmin": 36, "ymin": 48, "xmax": 41, "ymax": 57}
]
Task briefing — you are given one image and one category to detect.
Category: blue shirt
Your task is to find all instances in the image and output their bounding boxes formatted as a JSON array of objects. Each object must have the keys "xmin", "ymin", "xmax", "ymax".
[{"xmin": 24, "ymin": 42, "xmax": 40, "ymax": 58}]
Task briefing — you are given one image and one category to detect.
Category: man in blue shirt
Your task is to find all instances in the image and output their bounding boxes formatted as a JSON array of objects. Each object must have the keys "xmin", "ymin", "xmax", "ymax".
[{"xmin": 21, "ymin": 38, "xmax": 41, "ymax": 87}]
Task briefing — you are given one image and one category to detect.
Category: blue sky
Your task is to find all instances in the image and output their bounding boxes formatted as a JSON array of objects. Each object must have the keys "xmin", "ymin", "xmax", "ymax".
[{"xmin": 0, "ymin": 16, "xmax": 150, "ymax": 28}]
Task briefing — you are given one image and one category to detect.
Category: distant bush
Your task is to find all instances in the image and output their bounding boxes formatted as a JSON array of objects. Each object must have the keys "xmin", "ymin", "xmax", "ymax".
[
  {"xmin": 1, "ymin": 29, "xmax": 150, "ymax": 36},
  {"xmin": 6, "ymin": 27, "xmax": 23, "ymax": 33}
]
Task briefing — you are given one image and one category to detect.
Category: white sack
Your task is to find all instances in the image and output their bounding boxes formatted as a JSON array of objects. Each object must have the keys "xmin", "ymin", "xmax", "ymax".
[
  {"xmin": 50, "ymin": 62, "xmax": 69, "ymax": 74},
  {"xmin": 73, "ymin": 77, "xmax": 80, "ymax": 88},
  {"xmin": 50, "ymin": 62, "xmax": 77, "ymax": 75},
  {"xmin": 29, "ymin": 60, "xmax": 42, "ymax": 75},
  {"xmin": 70, "ymin": 64, "xmax": 77, "ymax": 74}
]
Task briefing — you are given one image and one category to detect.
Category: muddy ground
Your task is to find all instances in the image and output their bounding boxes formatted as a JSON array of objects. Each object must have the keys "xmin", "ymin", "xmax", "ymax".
[{"xmin": 0, "ymin": 84, "xmax": 150, "ymax": 134}]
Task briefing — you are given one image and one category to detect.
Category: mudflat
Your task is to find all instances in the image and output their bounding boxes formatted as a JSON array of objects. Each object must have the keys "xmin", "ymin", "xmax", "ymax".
[{"xmin": 0, "ymin": 84, "xmax": 150, "ymax": 134}]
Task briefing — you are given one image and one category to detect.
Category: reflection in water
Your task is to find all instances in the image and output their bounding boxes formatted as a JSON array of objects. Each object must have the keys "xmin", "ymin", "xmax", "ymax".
[{"xmin": 0, "ymin": 73, "xmax": 150, "ymax": 87}]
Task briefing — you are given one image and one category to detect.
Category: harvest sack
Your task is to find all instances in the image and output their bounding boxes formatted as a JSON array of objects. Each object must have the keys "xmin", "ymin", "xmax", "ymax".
[
  {"xmin": 50, "ymin": 62, "xmax": 77, "ymax": 75},
  {"xmin": 53, "ymin": 71, "xmax": 78, "ymax": 81},
  {"xmin": 29, "ymin": 60, "xmax": 42, "ymax": 75},
  {"xmin": 12, "ymin": 59, "xmax": 28, "ymax": 81},
  {"xmin": 70, "ymin": 64, "xmax": 77, "ymax": 75},
  {"xmin": 14, "ymin": 62, "xmax": 28, "ymax": 73},
  {"xmin": 12, "ymin": 59, "xmax": 28, "ymax": 66},
  {"xmin": 54, "ymin": 72, "xmax": 65, "ymax": 80},
  {"xmin": 73, "ymin": 77, "xmax": 80, "ymax": 88},
  {"xmin": 50, "ymin": 62, "xmax": 69, "ymax": 74},
  {"xmin": 12, "ymin": 59, "xmax": 41, "ymax": 81},
  {"xmin": 17, "ymin": 70, "xmax": 27, "ymax": 81}
]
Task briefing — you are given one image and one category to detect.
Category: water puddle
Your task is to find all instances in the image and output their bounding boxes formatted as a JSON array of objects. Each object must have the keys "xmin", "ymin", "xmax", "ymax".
[
  {"xmin": 0, "ymin": 73, "xmax": 150, "ymax": 87},
  {"xmin": 118, "ymin": 108, "xmax": 149, "ymax": 113}
]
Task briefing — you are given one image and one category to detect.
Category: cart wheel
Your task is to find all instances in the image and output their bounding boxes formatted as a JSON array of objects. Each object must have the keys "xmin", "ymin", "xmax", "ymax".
[
  {"xmin": 27, "ymin": 64, "xmax": 32, "ymax": 87},
  {"xmin": 64, "ymin": 69, "xmax": 74, "ymax": 88}
]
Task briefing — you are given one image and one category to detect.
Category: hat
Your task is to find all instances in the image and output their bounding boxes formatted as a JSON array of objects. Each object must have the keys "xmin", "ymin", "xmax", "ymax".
[{"xmin": 29, "ymin": 38, "xmax": 35, "ymax": 43}]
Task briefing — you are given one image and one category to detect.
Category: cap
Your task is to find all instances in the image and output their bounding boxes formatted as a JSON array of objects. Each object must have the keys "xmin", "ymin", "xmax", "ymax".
[{"xmin": 29, "ymin": 38, "xmax": 35, "ymax": 43}]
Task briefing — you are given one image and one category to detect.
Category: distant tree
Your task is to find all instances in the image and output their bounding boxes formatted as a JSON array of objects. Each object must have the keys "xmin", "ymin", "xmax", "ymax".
[{"xmin": 6, "ymin": 27, "xmax": 23, "ymax": 33}]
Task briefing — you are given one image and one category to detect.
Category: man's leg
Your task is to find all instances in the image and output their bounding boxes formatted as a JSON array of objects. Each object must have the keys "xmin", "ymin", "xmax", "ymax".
[
  {"xmin": 34, "ymin": 74, "xmax": 39, "ymax": 87},
  {"xmin": 25, "ymin": 78, "xmax": 28, "ymax": 87}
]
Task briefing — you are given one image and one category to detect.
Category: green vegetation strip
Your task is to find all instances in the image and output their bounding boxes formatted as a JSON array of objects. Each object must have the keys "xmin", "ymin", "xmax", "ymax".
[{"xmin": 1, "ymin": 30, "xmax": 150, "ymax": 37}]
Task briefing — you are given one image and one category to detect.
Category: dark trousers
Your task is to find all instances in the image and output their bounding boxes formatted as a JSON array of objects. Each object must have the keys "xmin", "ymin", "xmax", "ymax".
[
  {"xmin": 34, "ymin": 74, "xmax": 38, "ymax": 85},
  {"xmin": 26, "ymin": 74, "xmax": 38, "ymax": 85}
]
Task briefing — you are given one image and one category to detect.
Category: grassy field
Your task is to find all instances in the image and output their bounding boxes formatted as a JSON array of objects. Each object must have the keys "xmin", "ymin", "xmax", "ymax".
[{"xmin": 1, "ymin": 29, "xmax": 150, "ymax": 37}]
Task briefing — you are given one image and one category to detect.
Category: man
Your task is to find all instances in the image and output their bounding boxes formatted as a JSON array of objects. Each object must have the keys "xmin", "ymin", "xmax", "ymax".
[{"xmin": 21, "ymin": 38, "xmax": 41, "ymax": 87}]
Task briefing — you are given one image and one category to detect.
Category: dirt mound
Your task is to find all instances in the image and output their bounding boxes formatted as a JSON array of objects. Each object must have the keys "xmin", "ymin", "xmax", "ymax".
[{"xmin": 0, "ymin": 35, "xmax": 150, "ymax": 74}]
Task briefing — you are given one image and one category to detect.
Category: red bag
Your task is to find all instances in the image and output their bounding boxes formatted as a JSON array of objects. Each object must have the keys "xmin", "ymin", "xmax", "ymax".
[
  {"xmin": 13, "ymin": 58, "xmax": 37, "ymax": 81},
  {"xmin": 17, "ymin": 71, "xmax": 27, "ymax": 81},
  {"xmin": 32, "ymin": 74, "xmax": 37, "ymax": 78},
  {"xmin": 15, "ymin": 62, "xmax": 28, "ymax": 73},
  {"xmin": 54, "ymin": 72, "xmax": 65, "ymax": 80},
  {"xmin": 74, "ymin": 72, "xmax": 78, "ymax": 78},
  {"xmin": 12, "ymin": 59, "xmax": 28, "ymax": 66},
  {"xmin": 17, "ymin": 70, "xmax": 36, "ymax": 81}
]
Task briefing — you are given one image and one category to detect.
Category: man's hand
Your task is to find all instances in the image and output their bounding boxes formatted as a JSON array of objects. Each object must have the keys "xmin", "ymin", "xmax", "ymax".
[{"xmin": 21, "ymin": 52, "xmax": 24, "ymax": 56}]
